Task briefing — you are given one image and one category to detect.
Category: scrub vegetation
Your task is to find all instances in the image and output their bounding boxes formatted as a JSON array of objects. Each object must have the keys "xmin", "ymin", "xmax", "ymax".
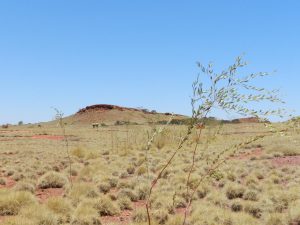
[{"xmin": 0, "ymin": 57, "xmax": 299, "ymax": 225}]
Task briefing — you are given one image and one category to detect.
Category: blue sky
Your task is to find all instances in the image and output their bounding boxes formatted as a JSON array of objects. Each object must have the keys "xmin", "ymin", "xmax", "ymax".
[{"xmin": 0, "ymin": 1, "xmax": 299, "ymax": 124}]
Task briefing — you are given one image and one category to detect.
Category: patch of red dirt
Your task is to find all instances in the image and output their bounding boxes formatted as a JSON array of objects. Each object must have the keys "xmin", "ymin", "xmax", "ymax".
[
  {"xmin": 35, "ymin": 188, "xmax": 65, "ymax": 203},
  {"xmin": 31, "ymin": 135, "xmax": 64, "ymax": 140},
  {"xmin": 271, "ymin": 156, "xmax": 300, "ymax": 167},
  {"xmin": 175, "ymin": 207, "xmax": 186, "ymax": 215},
  {"xmin": 0, "ymin": 216, "xmax": 5, "ymax": 223},
  {"xmin": 133, "ymin": 200, "xmax": 146, "ymax": 209},
  {"xmin": 101, "ymin": 210, "xmax": 132, "ymax": 225},
  {"xmin": 101, "ymin": 201, "xmax": 146, "ymax": 225},
  {"xmin": 230, "ymin": 148, "xmax": 263, "ymax": 160},
  {"xmin": 0, "ymin": 176, "xmax": 16, "ymax": 189}
]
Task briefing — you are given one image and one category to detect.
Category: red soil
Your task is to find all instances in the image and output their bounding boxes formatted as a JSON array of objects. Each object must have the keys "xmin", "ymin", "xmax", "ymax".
[
  {"xmin": 0, "ymin": 176, "xmax": 16, "ymax": 189},
  {"xmin": 101, "ymin": 210, "xmax": 132, "ymax": 225},
  {"xmin": 230, "ymin": 148, "xmax": 263, "ymax": 160},
  {"xmin": 0, "ymin": 216, "xmax": 11, "ymax": 223},
  {"xmin": 271, "ymin": 156, "xmax": 300, "ymax": 167},
  {"xmin": 35, "ymin": 188, "xmax": 65, "ymax": 203}
]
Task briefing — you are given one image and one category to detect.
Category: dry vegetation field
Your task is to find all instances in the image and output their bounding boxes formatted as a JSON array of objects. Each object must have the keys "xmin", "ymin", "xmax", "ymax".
[{"xmin": 1, "ymin": 119, "xmax": 300, "ymax": 225}]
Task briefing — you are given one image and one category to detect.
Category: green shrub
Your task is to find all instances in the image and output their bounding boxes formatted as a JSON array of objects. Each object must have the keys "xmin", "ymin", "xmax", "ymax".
[
  {"xmin": 37, "ymin": 171, "xmax": 68, "ymax": 189},
  {"xmin": 231, "ymin": 200, "xmax": 243, "ymax": 212},
  {"xmin": 243, "ymin": 190, "xmax": 259, "ymax": 201},
  {"xmin": 132, "ymin": 208, "xmax": 148, "ymax": 223},
  {"xmin": 98, "ymin": 182, "xmax": 111, "ymax": 194},
  {"xmin": 0, "ymin": 178, "xmax": 6, "ymax": 185},
  {"xmin": 13, "ymin": 181, "xmax": 35, "ymax": 193},
  {"xmin": 118, "ymin": 188, "xmax": 138, "ymax": 202},
  {"xmin": 197, "ymin": 184, "xmax": 209, "ymax": 199},
  {"xmin": 127, "ymin": 166, "xmax": 135, "ymax": 175},
  {"xmin": 136, "ymin": 184, "xmax": 149, "ymax": 200},
  {"xmin": 153, "ymin": 209, "xmax": 169, "ymax": 224},
  {"xmin": 118, "ymin": 196, "xmax": 133, "ymax": 210},
  {"xmin": 137, "ymin": 166, "xmax": 147, "ymax": 176},
  {"xmin": 71, "ymin": 200, "xmax": 101, "ymax": 225},
  {"xmin": 71, "ymin": 147, "xmax": 86, "ymax": 159},
  {"xmin": 46, "ymin": 197, "xmax": 73, "ymax": 222},
  {"xmin": 93, "ymin": 195, "xmax": 120, "ymax": 216},
  {"xmin": 226, "ymin": 185, "xmax": 245, "ymax": 200},
  {"xmin": 19, "ymin": 205, "xmax": 58, "ymax": 225},
  {"xmin": 68, "ymin": 182, "xmax": 99, "ymax": 204},
  {"xmin": 0, "ymin": 190, "xmax": 37, "ymax": 215},
  {"xmin": 244, "ymin": 203, "xmax": 262, "ymax": 218}
]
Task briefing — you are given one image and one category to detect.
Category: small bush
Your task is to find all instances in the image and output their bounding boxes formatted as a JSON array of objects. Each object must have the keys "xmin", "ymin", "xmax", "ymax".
[
  {"xmin": 255, "ymin": 172, "xmax": 264, "ymax": 180},
  {"xmin": 46, "ymin": 197, "xmax": 73, "ymax": 222},
  {"xmin": 118, "ymin": 180, "xmax": 133, "ymax": 189},
  {"xmin": 173, "ymin": 196, "xmax": 187, "ymax": 209},
  {"xmin": 19, "ymin": 204, "xmax": 58, "ymax": 225},
  {"xmin": 118, "ymin": 188, "xmax": 138, "ymax": 202},
  {"xmin": 243, "ymin": 190, "xmax": 258, "ymax": 201},
  {"xmin": 0, "ymin": 190, "xmax": 37, "ymax": 215},
  {"xmin": 37, "ymin": 171, "xmax": 68, "ymax": 189},
  {"xmin": 0, "ymin": 178, "xmax": 6, "ymax": 185},
  {"xmin": 267, "ymin": 145, "xmax": 299, "ymax": 156},
  {"xmin": 118, "ymin": 196, "xmax": 133, "ymax": 210},
  {"xmin": 68, "ymin": 182, "xmax": 99, "ymax": 204},
  {"xmin": 104, "ymin": 177, "xmax": 118, "ymax": 188},
  {"xmin": 226, "ymin": 185, "xmax": 245, "ymax": 200},
  {"xmin": 94, "ymin": 195, "xmax": 120, "ymax": 216},
  {"xmin": 244, "ymin": 203, "xmax": 262, "ymax": 218},
  {"xmin": 137, "ymin": 166, "xmax": 147, "ymax": 176},
  {"xmin": 98, "ymin": 182, "xmax": 111, "ymax": 194},
  {"xmin": 132, "ymin": 208, "xmax": 148, "ymax": 223},
  {"xmin": 127, "ymin": 166, "xmax": 135, "ymax": 175},
  {"xmin": 153, "ymin": 209, "xmax": 169, "ymax": 224},
  {"xmin": 136, "ymin": 184, "xmax": 149, "ymax": 200},
  {"xmin": 13, "ymin": 181, "xmax": 35, "ymax": 193},
  {"xmin": 231, "ymin": 200, "xmax": 243, "ymax": 212},
  {"xmin": 71, "ymin": 147, "xmax": 86, "ymax": 159},
  {"xmin": 211, "ymin": 170, "xmax": 224, "ymax": 181},
  {"xmin": 71, "ymin": 200, "xmax": 101, "ymax": 225},
  {"xmin": 5, "ymin": 170, "xmax": 15, "ymax": 176},
  {"xmin": 227, "ymin": 173, "xmax": 236, "ymax": 182},
  {"xmin": 197, "ymin": 184, "xmax": 209, "ymax": 199}
]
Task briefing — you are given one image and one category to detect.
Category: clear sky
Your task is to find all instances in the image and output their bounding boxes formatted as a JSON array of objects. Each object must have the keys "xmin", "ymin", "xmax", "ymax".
[{"xmin": 0, "ymin": 1, "xmax": 299, "ymax": 124}]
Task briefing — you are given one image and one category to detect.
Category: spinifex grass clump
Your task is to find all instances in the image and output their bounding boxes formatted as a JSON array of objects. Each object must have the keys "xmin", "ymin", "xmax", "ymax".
[
  {"xmin": 0, "ymin": 190, "xmax": 37, "ymax": 216},
  {"xmin": 38, "ymin": 171, "xmax": 69, "ymax": 189},
  {"xmin": 144, "ymin": 56, "xmax": 287, "ymax": 225}
]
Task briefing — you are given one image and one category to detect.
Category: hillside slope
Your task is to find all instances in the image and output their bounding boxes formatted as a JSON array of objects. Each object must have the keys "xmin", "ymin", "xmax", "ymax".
[{"xmin": 64, "ymin": 104, "xmax": 186, "ymax": 125}]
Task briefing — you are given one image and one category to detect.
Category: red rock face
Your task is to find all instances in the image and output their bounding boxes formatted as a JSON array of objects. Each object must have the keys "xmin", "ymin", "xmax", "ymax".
[{"xmin": 76, "ymin": 104, "xmax": 139, "ymax": 114}]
